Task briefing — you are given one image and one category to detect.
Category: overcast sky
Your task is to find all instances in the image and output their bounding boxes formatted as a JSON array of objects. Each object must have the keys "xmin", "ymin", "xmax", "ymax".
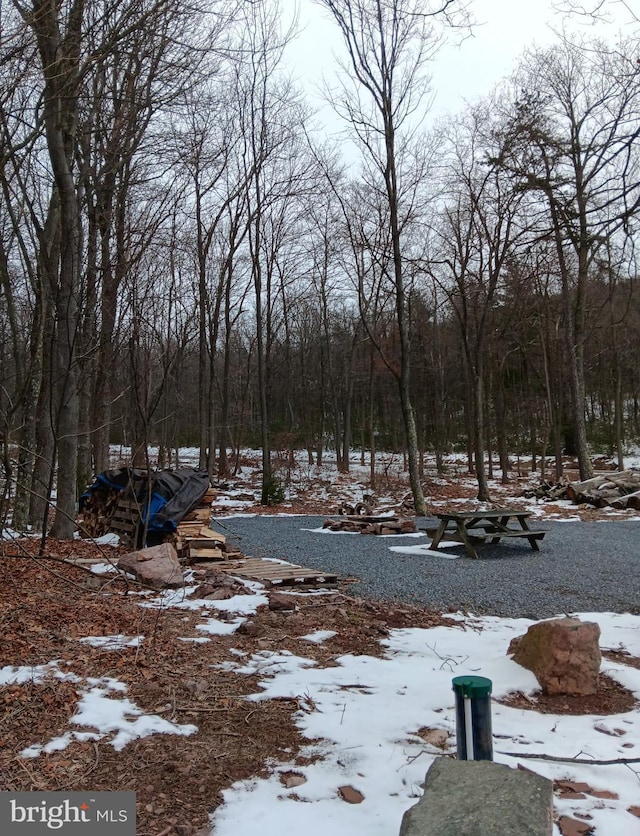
[{"xmin": 282, "ymin": 0, "xmax": 632, "ymax": 139}]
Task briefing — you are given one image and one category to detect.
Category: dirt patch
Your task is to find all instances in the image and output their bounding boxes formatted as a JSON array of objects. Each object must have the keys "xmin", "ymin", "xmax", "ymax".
[
  {"xmin": 603, "ymin": 648, "xmax": 640, "ymax": 671},
  {"xmin": 0, "ymin": 539, "xmax": 454, "ymax": 835},
  {"xmin": 496, "ymin": 673, "xmax": 636, "ymax": 715}
]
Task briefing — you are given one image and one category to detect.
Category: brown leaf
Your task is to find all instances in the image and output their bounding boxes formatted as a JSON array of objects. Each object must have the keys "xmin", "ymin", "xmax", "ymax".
[
  {"xmin": 556, "ymin": 780, "xmax": 592, "ymax": 793},
  {"xmin": 590, "ymin": 789, "xmax": 618, "ymax": 800},
  {"xmin": 628, "ymin": 806, "xmax": 640, "ymax": 818},
  {"xmin": 558, "ymin": 816, "xmax": 593, "ymax": 836},
  {"xmin": 338, "ymin": 785, "xmax": 364, "ymax": 804}
]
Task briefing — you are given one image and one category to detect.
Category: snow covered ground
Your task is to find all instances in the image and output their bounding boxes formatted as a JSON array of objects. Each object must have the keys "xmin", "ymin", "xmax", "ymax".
[
  {"xmin": 211, "ymin": 609, "xmax": 640, "ymax": 836},
  {"xmin": 3, "ymin": 570, "xmax": 639, "ymax": 836},
  {"xmin": 4, "ymin": 446, "xmax": 640, "ymax": 833}
]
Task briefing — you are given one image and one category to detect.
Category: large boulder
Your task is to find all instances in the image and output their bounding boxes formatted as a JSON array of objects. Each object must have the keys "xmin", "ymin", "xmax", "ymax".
[
  {"xmin": 117, "ymin": 543, "xmax": 184, "ymax": 589},
  {"xmin": 508, "ymin": 617, "xmax": 601, "ymax": 695},
  {"xmin": 399, "ymin": 758, "xmax": 553, "ymax": 836}
]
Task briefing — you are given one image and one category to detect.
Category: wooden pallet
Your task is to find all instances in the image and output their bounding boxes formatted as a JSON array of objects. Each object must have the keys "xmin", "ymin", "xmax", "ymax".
[
  {"xmin": 174, "ymin": 521, "xmax": 227, "ymax": 560},
  {"xmin": 209, "ymin": 557, "xmax": 338, "ymax": 587},
  {"xmin": 175, "ymin": 524, "xmax": 225, "ymax": 541},
  {"xmin": 189, "ymin": 546, "xmax": 224, "ymax": 560},
  {"xmin": 110, "ymin": 496, "xmax": 143, "ymax": 538}
]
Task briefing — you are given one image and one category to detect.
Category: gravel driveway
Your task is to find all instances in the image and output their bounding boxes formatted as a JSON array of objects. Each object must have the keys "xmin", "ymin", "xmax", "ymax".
[{"xmin": 217, "ymin": 514, "xmax": 640, "ymax": 618}]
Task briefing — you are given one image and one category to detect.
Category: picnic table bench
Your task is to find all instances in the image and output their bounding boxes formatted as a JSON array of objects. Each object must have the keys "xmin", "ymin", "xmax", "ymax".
[{"xmin": 428, "ymin": 509, "xmax": 545, "ymax": 559}]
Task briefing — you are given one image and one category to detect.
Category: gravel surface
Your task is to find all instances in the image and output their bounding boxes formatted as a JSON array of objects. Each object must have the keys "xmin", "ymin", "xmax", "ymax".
[{"xmin": 216, "ymin": 514, "xmax": 640, "ymax": 618}]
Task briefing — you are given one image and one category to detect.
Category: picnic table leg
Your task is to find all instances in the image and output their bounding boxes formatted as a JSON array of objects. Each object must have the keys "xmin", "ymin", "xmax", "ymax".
[
  {"xmin": 428, "ymin": 519, "xmax": 448, "ymax": 551},
  {"xmin": 516, "ymin": 515, "xmax": 541, "ymax": 551},
  {"xmin": 457, "ymin": 520, "xmax": 479, "ymax": 559},
  {"xmin": 488, "ymin": 515, "xmax": 511, "ymax": 545}
]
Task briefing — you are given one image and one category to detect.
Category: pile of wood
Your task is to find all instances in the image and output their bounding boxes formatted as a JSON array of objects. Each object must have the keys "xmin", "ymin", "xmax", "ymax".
[
  {"xmin": 173, "ymin": 523, "xmax": 234, "ymax": 561},
  {"xmin": 172, "ymin": 488, "xmax": 241, "ymax": 561},
  {"xmin": 79, "ymin": 473, "xmax": 149, "ymax": 543},
  {"xmin": 521, "ymin": 470, "xmax": 640, "ymax": 509},
  {"xmin": 337, "ymin": 500, "xmax": 373, "ymax": 516},
  {"xmin": 520, "ymin": 479, "xmax": 571, "ymax": 502},
  {"xmin": 78, "ymin": 485, "xmax": 122, "ymax": 537},
  {"xmin": 323, "ymin": 514, "xmax": 417, "ymax": 535},
  {"xmin": 566, "ymin": 470, "xmax": 640, "ymax": 509},
  {"xmin": 78, "ymin": 483, "xmax": 240, "ymax": 559}
]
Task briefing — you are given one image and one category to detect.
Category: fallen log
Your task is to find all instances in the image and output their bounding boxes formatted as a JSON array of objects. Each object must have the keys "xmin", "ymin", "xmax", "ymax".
[
  {"xmin": 610, "ymin": 490, "xmax": 640, "ymax": 510},
  {"xmin": 591, "ymin": 488, "xmax": 624, "ymax": 508},
  {"xmin": 565, "ymin": 470, "xmax": 640, "ymax": 503}
]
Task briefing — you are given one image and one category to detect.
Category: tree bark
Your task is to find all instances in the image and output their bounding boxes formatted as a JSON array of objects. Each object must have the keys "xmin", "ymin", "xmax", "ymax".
[{"xmin": 27, "ymin": 0, "xmax": 86, "ymax": 539}]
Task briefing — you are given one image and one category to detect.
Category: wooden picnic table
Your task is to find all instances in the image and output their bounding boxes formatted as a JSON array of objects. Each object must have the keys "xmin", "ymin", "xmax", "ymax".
[{"xmin": 428, "ymin": 508, "xmax": 545, "ymax": 559}]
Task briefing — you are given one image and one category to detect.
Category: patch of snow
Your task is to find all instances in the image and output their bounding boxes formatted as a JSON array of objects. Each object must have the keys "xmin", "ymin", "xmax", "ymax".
[
  {"xmin": 78, "ymin": 635, "xmax": 144, "ymax": 650},
  {"xmin": 299, "ymin": 630, "xmax": 338, "ymax": 644},
  {"xmin": 197, "ymin": 617, "xmax": 247, "ymax": 636},
  {"xmin": 90, "ymin": 562, "xmax": 120, "ymax": 574},
  {"xmin": 390, "ymin": 543, "xmax": 462, "ymax": 558},
  {"xmin": 0, "ymin": 662, "xmax": 81, "ymax": 686},
  {"xmin": 92, "ymin": 532, "xmax": 121, "ymax": 546},
  {"xmin": 21, "ymin": 676, "xmax": 197, "ymax": 758},
  {"xmin": 210, "ymin": 612, "xmax": 640, "ymax": 836}
]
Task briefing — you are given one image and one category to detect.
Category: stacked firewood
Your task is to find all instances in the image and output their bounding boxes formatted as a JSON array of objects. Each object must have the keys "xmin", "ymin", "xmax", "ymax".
[
  {"xmin": 520, "ymin": 479, "xmax": 571, "ymax": 502},
  {"xmin": 566, "ymin": 471, "xmax": 640, "ymax": 508},
  {"xmin": 172, "ymin": 488, "xmax": 243, "ymax": 561},
  {"xmin": 77, "ymin": 485, "xmax": 122, "ymax": 537},
  {"xmin": 323, "ymin": 515, "xmax": 417, "ymax": 535},
  {"xmin": 522, "ymin": 470, "xmax": 640, "ymax": 509}
]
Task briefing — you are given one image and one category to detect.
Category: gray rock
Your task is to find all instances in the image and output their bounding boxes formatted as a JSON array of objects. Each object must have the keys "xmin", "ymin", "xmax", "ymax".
[{"xmin": 400, "ymin": 758, "xmax": 553, "ymax": 836}]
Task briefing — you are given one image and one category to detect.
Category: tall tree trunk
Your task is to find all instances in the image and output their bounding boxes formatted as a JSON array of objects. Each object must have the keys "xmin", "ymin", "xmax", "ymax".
[
  {"xmin": 613, "ymin": 354, "xmax": 624, "ymax": 471},
  {"xmin": 218, "ymin": 320, "xmax": 233, "ymax": 479},
  {"xmin": 368, "ymin": 345, "xmax": 376, "ymax": 490},
  {"xmin": 22, "ymin": 0, "xmax": 86, "ymax": 538},
  {"xmin": 386, "ymin": 127, "xmax": 425, "ymax": 515},
  {"xmin": 12, "ymin": 278, "xmax": 46, "ymax": 530},
  {"xmin": 473, "ymin": 365, "xmax": 490, "ymax": 502},
  {"xmin": 29, "ymin": 314, "xmax": 55, "ymax": 531},
  {"xmin": 495, "ymin": 380, "xmax": 509, "ymax": 483},
  {"xmin": 547, "ymin": 173, "xmax": 592, "ymax": 481}
]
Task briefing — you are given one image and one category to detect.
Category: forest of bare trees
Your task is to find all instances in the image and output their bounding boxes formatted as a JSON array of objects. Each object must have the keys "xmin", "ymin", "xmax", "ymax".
[{"xmin": 1, "ymin": 0, "xmax": 639, "ymax": 534}]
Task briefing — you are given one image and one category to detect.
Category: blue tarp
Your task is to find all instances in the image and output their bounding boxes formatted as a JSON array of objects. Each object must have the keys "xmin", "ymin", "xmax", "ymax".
[{"xmin": 80, "ymin": 467, "xmax": 210, "ymax": 542}]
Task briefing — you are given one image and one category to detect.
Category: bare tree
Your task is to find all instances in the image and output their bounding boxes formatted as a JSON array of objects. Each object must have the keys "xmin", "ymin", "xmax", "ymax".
[
  {"xmin": 553, "ymin": 0, "xmax": 639, "ymax": 25},
  {"xmin": 78, "ymin": 0, "xmax": 214, "ymax": 478},
  {"xmin": 316, "ymin": 0, "xmax": 470, "ymax": 514},
  {"xmin": 495, "ymin": 37, "xmax": 640, "ymax": 479},
  {"xmin": 0, "ymin": 16, "xmax": 53, "ymax": 529},
  {"xmin": 170, "ymin": 77, "xmax": 249, "ymax": 477},
  {"xmin": 428, "ymin": 102, "xmax": 527, "ymax": 499},
  {"xmin": 10, "ymin": 0, "xmax": 88, "ymax": 538},
  {"xmin": 234, "ymin": 0, "xmax": 314, "ymax": 504}
]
